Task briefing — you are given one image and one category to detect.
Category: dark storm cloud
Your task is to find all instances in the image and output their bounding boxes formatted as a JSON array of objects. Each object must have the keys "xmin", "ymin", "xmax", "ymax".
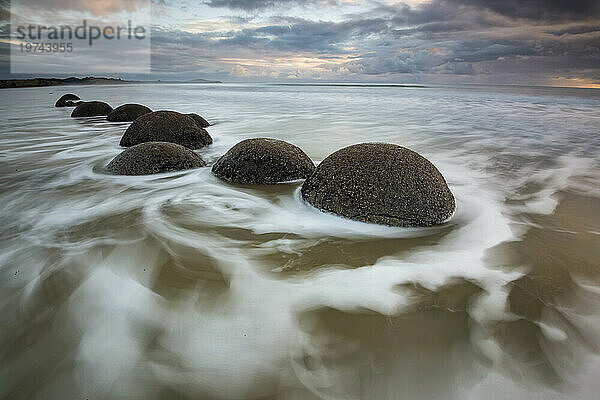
[
  {"xmin": 152, "ymin": 17, "xmax": 391, "ymax": 53},
  {"xmin": 0, "ymin": 0, "xmax": 595, "ymax": 84},
  {"xmin": 435, "ymin": 61, "xmax": 476, "ymax": 75},
  {"xmin": 204, "ymin": 0, "xmax": 335, "ymax": 11},
  {"xmin": 417, "ymin": 21, "xmax": 470, "ymax": 33},
  {"xmin": 341, "ymin": 50, "xmax": 442, "ymax": 75},
  {"xmin": 391, "ymin": 21, "xmax": 477, "ymax": 40},
  {"xmin": 546, "ymin": 24, "xmax": 600, "ymax": 36},
  {"xmin": 387, "ymin": 2, "xmax": 450, "ymax": 25},
  {"xmin": 444, "ymin": 0, "xmax": 600, "ymax": 22},
  {"xmin": 148, "ymin": 0, "xmax": 600, "ymax": 82},
  {"xmin": 377, "ymin": 0, "xmax": 599, "ymax": 28},
  {"xmin": 452, "ymin": 40, "xmax": 536, "ymax": 62},
  {"xmin": 337, "ymin": 40, "xmax": 535, "ymax": 77},
  {"xmin": 244, "ymin": 18, "xmax": 389, "ymax": 51},
  {"xmin": 4, "ymin": 0, "xmax": 588, "ymax": 83},
  {"xmin": 376, "ymin": 0, "xmax": 517, "ymax": 37}
]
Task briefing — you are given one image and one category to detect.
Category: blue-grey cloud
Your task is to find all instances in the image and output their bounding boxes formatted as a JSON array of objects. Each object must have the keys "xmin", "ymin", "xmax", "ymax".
[
  {"xmin": 546, "ymin": 24, "xmax": 600, "ymax": 36},
  {"xmin": 445, "ymin": 0, "xmax": 599, "ymax": 21},
  {"xmin": 147, "ymin": 1, "xmax": 600, "ymax": 81},
  {"xmin": 204, "ymin": 0, "xmax": 335, "ymax": 11},
  {"xmin": 2, "ymin": 0, "xmax": 599, "ymax": 85}
]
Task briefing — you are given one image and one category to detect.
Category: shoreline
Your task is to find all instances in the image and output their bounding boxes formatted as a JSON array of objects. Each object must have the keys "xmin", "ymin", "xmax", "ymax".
[{"xmin": 0, "ymin": 77, "xmax": 223, "ymax": 89}]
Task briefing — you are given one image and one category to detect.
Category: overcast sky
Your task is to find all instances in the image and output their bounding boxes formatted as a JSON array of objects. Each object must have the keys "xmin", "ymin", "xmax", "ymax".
[{"xmin": 0, "ymin": 0, "xmax": 599, "ymax": 87}]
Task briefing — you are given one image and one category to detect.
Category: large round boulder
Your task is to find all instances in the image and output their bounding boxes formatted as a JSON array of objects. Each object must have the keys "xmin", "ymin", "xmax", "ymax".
[
  {"xmin": 119, "ymin": 111, "xmax": 212, "ymax": 149},
  {"xmin": 71, "ymin": 101, "xmax": 113, "ymax": 117},
  {"xmin": 301, "ymin": 143, "xmax": 455, "ymax": 227},
  {"xmin": 212, "ymin": 138, "xmax": 315, "ymax": 184},
  {"xmin": 186, "ymin": 113, "xmax": 210, "ymax": 128},
  {"xmin": 55, "ymin": 93, "xmax": 80, "ymax": 107},
  {"xmin": 107, "ymin": 104, "xmax": 152, "ymax": 122},
  {"xmin": 106, "ymin": 141, "xmax": 206, "ymax": 175}
]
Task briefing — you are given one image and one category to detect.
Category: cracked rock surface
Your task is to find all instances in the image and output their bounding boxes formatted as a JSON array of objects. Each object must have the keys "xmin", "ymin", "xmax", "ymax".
[{"xmin": 301, "ymin": 142, "xmax": 455, "ymax": 227}]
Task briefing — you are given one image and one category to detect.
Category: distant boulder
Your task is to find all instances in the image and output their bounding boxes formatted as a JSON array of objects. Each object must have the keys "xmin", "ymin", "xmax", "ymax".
[
  {"xmin": 107, "ymin": 104, "xmax": 152, "ymax": 122},
  {"xmin": 119, "ymin": 111, "xmax": 212, "ymax": 149},
  {"xmin": 55, "ymin": 94, "xmax": 80, "ymax": 107},
  {"xmin": 106, "ymin": 141, "xmax": 206, "ymax": 175},
  {"xmin": 64, "ymin": 100, "xmax": 83, "ymax": 107},
  {"xmin": 186, "ymin": 113, "xmax": 210, "ymax": 128},
  {"xmin": 301, "ymin": 143, "xmax": 455, "ymax": 227},
  {"xmin": 212, "ymin": 138, "xmax": 315, "ymax": 184},
  {"xmin": 70, "ymin": 101, "xmax": 113, "ymax": 117}
]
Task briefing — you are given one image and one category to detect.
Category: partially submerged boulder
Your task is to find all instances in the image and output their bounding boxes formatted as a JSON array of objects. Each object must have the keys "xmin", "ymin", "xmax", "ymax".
[
  {"xmin": 55, "ymin": 94, "xmax": 80, "ymax": 107},
  {"xmin": 119, "ymin": 111, "xmax": 212, "ymax": 149},
  {"xmin": 107, "ymin": 104, "xmax": 152, "ymax": 122},
  {"xmin": 212, "ymin": 138, "xmax": 315, "ymax": 184},
  {"xmin": 106, "ymin": 141, "xmax": 206, "ymax": 175},
  {"xmin": 301, "ymin": 143, "xmax": 455, "ymax": 227},
  {"xmin": 186, "ymin": 113, "xmax": 210, "ymax": 128},
  {"xmin": 71, "ymin": 101, "xmax": 113, "ymax": 117},
  {"xmin": 65, "ymin": 100, "xmax": 83, "ymax": 107}
]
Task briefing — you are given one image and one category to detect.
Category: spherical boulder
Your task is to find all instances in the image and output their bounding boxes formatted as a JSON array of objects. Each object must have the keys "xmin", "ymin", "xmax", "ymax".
[
  {"xmin": 55, "ymin": 94, "xmax": 80, "ymax": 107},
  {"xmin": 186, "ymin": 113, "xmax": 210, "ymax": 128},
  {"xmin": 106, "ymin": 141, "xmax": 206, "ymax": 175},
  {"xmin": 71, "ymin": 101, "xmax": 113, "ymax": 117},
  {"xmin": 212, "ymin": 138, "xmax": 315, "ymax": 184},
  {"xmin": 119, "ymin": 111, "xmax": 212, "ymax": 149},
  {"xmin": 107, "ymin": 104, "xmax": 152, "ymax": 122},
  {"xmin": 301, "ymin": 143, "xmax": 455, "ymax": 227}
]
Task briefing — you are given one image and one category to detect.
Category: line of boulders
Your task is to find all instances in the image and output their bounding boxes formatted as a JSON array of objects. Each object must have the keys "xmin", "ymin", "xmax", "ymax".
[
  {"xmin": 55, "ymin": 93, "xmax": 455, "ymax": 227},
  {"xmin": 56, "ymin": 93, "xmax": 152, "ymax": 120}
]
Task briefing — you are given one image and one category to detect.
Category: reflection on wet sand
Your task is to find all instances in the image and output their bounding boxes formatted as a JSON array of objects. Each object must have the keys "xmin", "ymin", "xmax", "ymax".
[
  {"xmin": 297, "ymin": 280, "xmax": 484, "ymax": 400},
  {"xmin": 152, "ymin": 238, "xmax": 231, "ymax": 303},
  {"xmin": 488, "ymin": 192, "xmax": 600, "ymax": 388},
  {"xmin": 284, "ymin": 192, "xmax": 600, "ymax": 400}
]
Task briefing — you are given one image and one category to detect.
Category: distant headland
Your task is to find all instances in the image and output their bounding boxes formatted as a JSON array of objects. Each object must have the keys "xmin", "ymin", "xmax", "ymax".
[{"xmin": 0, "ymin": 77, "xmax": 222, "ymax": 89}]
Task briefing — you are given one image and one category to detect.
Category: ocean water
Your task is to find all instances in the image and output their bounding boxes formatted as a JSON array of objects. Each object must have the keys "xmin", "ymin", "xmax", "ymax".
[{"xmin": 0, "ymin": 83, "xmax": 599, "ymax": 400}]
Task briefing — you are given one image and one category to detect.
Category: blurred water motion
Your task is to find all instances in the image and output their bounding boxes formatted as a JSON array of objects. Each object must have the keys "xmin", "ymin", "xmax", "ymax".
[{"xmin": 1, "ymin": 83, "xmax": 599, "ymax": 399}]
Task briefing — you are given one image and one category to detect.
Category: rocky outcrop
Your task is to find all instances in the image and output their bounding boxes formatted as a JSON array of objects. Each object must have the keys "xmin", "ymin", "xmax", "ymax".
[
  {"xmin": 55, "ymin": 94, "xmax": 80, "ymax": 107},
  {"xmin": 70, "ymin": 101, "xmax": 113, "ymax": 117},
  {"xmin": 186, "ymin": 113, "xmax": 210, "ymax": 128},
  {"xmin": 107, "ymin": 104, "xmax": 152, "ymax": 122},
  {"xmin": 119, "ymin": 111, "xmax": 212, "ymax": 149},
  {"xmin": 212, "ymin": 138, "xmax": 315, "ymax": 184},
  {"xmin": 106, "ymin": 141, "xmax": 206, "ymax": 175},
  {"xmin": 301, "ymin": 143, "xmax": 455, "ymax": 227}
]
